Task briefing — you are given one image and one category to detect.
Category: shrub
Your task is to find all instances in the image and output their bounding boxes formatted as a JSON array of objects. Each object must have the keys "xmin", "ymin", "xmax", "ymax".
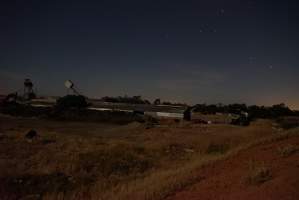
[
  {"xmin": 206, "ymin": 143, "xmax": 230, "ymax": 154},
  {"xmin": 277, "ymin": 144, "xmax": 299, "ymax": 157},
  {"xmin": 55, "ymin": 95, "xmax": 88, "ymax": 111},
  {"xmin": 245, "ymin": 160, "xmax": 272, "ymax": 185},
  {"xmin": 276, "ymin": 117, "xmax": 299, "ymax": 129}
]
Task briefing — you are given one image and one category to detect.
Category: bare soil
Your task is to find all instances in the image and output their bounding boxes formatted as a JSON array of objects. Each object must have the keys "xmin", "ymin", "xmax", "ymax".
[{"xmin": 166, "ymin": 135, "xmax": 299, "ymax": 200}]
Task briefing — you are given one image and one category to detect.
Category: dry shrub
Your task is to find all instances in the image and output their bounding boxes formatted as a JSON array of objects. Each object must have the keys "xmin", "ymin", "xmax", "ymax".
[
  {"xmin": 277, "ymin": 144, "xmax": 299, "ymax": 157},
  {"xmin": 39, "ymin": 128, "xmax": 299, "ymax": 199},
  {"xmin": 163, "ymin": 143, "xmax": 192, "ymax": 159},
  {"xmin": 77, "ymin": 143, "xmax": 154, "ymax": 179},
  {"xmin": 245, "ymin": 160, "xmax": 272, "ymax": 185},
  {"xmin": 0, "ymin": 172, "xmax": 74, "ymax": 200},
  {"xmin": 276, "ymin": 116, "xmax": 299, "ymax": 129},
  {"xmin": 206, "ymin": 143, "xmax": 230, "ymax": 154},
  {"xmin": 94, "ymin": 154, "xmax": 219, "ymax": 200}
]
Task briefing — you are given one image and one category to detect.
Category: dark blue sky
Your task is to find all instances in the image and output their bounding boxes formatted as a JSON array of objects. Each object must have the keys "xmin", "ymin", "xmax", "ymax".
[{"xmin": 1, "ymin": 0, "xmax": 299, "ymax": 108}]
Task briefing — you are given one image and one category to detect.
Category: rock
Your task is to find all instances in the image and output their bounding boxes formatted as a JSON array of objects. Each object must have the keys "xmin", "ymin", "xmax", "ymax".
[{"xmin": 25, "ymin": 129, "xmax": 38, "ymax": 139}]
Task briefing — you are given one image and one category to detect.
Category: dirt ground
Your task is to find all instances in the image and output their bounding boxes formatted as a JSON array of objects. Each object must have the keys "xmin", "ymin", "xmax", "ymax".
[
  {"xmin": 0, "ymin": 114, "xmax": 297, "ymax": 200},
  {"xmin": 166, "ymin": 135, "xmax": 299, "ymax": 200}
]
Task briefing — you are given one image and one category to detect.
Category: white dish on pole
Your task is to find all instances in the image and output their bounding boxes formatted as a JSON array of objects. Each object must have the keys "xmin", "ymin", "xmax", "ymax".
[{"xmin": 64, "ymin": 80, "xmax": 74, "ymax": 89}]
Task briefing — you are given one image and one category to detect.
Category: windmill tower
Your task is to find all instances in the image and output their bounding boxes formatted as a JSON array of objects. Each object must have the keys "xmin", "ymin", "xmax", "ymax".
[{"xmin": 23, "ymin": 78, "xmax": 35, "ymax": 100}]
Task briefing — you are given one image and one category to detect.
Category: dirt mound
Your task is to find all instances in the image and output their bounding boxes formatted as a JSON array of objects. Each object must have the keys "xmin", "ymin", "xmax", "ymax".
[{"xmin": 167, "ymin": 135, "xmax": 299, "ymax": 200}]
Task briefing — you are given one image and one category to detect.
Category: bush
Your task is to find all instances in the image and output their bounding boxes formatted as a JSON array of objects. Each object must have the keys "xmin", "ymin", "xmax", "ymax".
[
  {"xmin": 206, "ymin": 143, "xmax": 230, "ymax": 154},
  {"xmin": 276, "ymin": 117, "xmax": 299, "ymax": 129},
  {"xmin": 231, "ymin": 115, "xmax": 250, "ymax": 126},
  {"xmin": 55, "ymin": 95, "xmax": 88, "ymax": 111},
  {"xmin": 245, "ymin": 161, "xmax": 272, "ymax": 185},
  {"xmin": 277, "ymin": 144, "xmax": 299, "ymax": 157}
]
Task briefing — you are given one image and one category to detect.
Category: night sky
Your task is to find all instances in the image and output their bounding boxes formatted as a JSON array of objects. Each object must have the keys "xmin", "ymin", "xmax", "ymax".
[{"xmin": 1, "ymin": 0, "xmax": 299, "ymax": 108}]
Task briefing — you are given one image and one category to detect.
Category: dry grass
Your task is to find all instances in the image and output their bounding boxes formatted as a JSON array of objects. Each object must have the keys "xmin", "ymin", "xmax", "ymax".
[
  {"xmin": 277, "ymin": 144, "xmax": 299, "ymax": 157},
  {"xmin": 245, "ymin": 160, "xmax": 272, "ymax": 185},
  {"xmin": 98, "ymin": 131, "xmax": 297, "ymax": 200},
  {"xmin": 191, "ymin": 113, "xmax": 233, "ymax": 124},
  {"xmin": 206, "ymin": 143, "xmax": 230, "ymax": 154},
  {"xmin": 0, "ymin": 115, "xmax": 298, "ymax": 200}
]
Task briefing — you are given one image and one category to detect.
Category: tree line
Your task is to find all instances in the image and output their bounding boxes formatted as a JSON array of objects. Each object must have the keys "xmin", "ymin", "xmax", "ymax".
[
  {"xmin": 101, "ymin": 96, "xmax": 187, "ymax": 106},
  {"xmin": 99, "ymin": 96, "xmax": 298, "ymax": 119},
  {"xmin": 192, "ymin": 103, "xmax": 299, "ymax": 119}
]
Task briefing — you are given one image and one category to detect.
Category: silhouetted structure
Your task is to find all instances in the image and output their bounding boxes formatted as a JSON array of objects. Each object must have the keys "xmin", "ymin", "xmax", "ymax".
[
  {"xmin": 23, "ymin": 79, "xmax": 36, "ymax": 100},
  {"xmin": 154, "ymin": 98, "xmax": 161, "ymax": 105},
  {"xmin": 183, "ymin": 106, "xmax": 192, "ymax": 121}
]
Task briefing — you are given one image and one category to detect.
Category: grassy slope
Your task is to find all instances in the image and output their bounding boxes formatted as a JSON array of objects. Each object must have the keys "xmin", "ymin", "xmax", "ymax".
[
  {"xmin": 0, "ymin": 116, "xmax": 295, "ymax": 200},
  {"xmin": 166, "ymin": 129, "xmax": 299, "ymax": 200}
]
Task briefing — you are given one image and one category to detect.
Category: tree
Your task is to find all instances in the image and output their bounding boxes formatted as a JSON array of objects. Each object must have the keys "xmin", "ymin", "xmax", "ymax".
[{"xmin": 56, "ymin": 95, "xmax": 88, "ymax": 110}]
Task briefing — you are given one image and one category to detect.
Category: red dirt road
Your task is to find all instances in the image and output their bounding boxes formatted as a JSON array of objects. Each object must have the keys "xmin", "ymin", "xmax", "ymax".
[{"xmin": 166, "ymin": 136, "xmax": 299, "ymax": 200}]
